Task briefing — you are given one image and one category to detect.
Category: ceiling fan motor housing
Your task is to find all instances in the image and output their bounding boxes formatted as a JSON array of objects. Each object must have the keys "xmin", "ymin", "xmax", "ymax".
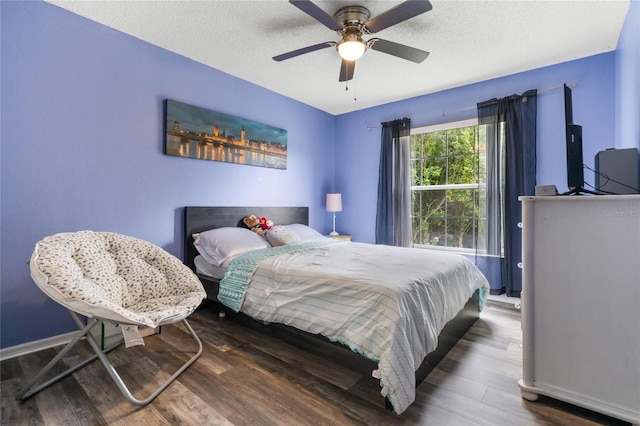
[{"xmin": 333, "ymin": 6, "xmax": 371, "ymax": 31}]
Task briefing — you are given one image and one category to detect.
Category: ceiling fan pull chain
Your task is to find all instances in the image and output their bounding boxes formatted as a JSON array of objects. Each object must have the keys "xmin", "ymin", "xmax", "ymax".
[{"xmin": 345, "ymin": 61, "xmax": 350, "ymax": 91}]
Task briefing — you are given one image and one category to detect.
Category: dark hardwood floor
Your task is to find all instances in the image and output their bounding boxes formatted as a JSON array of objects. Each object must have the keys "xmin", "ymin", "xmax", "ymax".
[{"xmin": 1, "ymin": 302, "xmax": 630, "ymax": 425}]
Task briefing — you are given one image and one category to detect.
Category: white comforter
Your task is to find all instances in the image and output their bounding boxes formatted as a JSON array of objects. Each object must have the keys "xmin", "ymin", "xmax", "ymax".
[{"xmin": 220, "ymin": 241, "xmax": 489, "ymax": 414}]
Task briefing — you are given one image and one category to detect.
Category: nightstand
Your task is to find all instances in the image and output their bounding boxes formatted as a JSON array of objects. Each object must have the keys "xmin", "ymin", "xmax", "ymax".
[{"xmin": 325, "ymin": 234, "xmax": 352, "ymax": 241}]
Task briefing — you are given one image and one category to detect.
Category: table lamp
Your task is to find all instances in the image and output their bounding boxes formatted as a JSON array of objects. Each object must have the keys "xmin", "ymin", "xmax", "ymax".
[{"xmin": 326, "ymin": 193, "xmax": 342, "ymax": 236}]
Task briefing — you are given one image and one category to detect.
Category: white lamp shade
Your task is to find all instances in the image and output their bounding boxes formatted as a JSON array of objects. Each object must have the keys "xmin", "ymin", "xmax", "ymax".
[
  {"xmin": 326, "ymin": 193, "xmax": 342, "ymax": 212},
  {"xmin": 337, "ymin": 40, "xmax": 366, "ymax": 61}
]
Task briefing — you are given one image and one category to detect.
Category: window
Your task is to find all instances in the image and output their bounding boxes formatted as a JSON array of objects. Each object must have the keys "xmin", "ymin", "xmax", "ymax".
[{"xmin": 410, "ymin": 119, "xmax": 488, "ymax": 252}]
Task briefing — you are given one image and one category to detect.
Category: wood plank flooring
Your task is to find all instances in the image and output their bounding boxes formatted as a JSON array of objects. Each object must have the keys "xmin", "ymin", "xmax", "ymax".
[{"xmin": 1, "ymin": 302, "xmax": 630, "ymax": 425}]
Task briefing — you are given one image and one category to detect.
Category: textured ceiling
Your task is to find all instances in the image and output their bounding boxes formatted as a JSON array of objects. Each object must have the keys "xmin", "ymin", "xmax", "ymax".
[{"xmin": 46, "ymin": 0, "xmax": 630, "ymax": 115}]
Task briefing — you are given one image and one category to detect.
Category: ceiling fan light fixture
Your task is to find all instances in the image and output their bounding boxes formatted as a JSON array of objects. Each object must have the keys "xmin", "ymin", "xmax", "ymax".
[
  {"xmin": 337, "ymin": 39, "xmax": 366, "ymax": 61},
  {"xmin": 337, "ymin": 33, "xmax": 366, "ymax": 61}
]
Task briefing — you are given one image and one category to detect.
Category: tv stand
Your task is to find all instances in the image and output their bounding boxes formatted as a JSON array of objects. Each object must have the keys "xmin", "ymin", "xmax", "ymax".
[{"xmin": 562, "ymin": 186, "xmax": 601, "ymax": 196}]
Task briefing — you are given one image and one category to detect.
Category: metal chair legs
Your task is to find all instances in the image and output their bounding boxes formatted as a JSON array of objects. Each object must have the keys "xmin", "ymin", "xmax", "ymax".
[{"xmin": 19, "ymin": 310, "xmax": 203, "ymax": 406}]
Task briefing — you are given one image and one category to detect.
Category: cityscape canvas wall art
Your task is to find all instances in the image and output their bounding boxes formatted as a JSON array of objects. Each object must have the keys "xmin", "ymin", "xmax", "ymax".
[{"xmin": 164, "ymin": 99, "xmax": 287, "ymax": 169}]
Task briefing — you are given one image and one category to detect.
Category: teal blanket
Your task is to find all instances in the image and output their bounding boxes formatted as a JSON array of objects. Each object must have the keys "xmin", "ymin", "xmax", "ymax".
[{"xmin": 218, "ymin": 239, "xmax": 339, "ymax": 312}]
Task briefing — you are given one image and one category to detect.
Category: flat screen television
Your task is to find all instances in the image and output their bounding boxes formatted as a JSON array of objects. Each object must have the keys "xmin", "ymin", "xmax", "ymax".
[{"xmin": 564, "ymin": 84, "xmax": 584, "ymax": 192}]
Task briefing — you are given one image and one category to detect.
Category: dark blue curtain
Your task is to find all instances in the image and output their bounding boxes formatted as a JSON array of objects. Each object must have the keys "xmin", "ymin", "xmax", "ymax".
[
  {"xmin": 478, "ymin": 90, "xmax": 537, "ymax": 296},
  {"xmin": 375, "ymin": 118, "xmax": 412, "ymax": 247}
]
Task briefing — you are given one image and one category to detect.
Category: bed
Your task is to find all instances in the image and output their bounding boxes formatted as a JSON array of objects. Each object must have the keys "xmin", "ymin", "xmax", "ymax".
[{"xmin": 183, "ymin": 206, "xmax": 489, "ymax": 415}]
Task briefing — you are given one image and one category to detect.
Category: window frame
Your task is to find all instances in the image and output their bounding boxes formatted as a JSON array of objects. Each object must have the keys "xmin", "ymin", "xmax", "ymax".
[{"xmin": 410, "ymin": 118, "xmax": 485, "ymax": 254}]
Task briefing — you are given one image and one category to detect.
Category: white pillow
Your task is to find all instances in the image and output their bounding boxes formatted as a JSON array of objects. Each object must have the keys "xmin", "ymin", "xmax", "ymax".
[
  {"xmin": 264, "ymin": 225, "xmax": 301, "ymax": 247},
  {"xmin": 194, "ymin": 255, "xmax": 228, "ymax": 279},
  {"xmin": 282, "ymin": 224, "xmax": 324, "ymax": 241},
  {"xmin": 192, "ymin": 227, "xmax": 269, "ymax": 266}
]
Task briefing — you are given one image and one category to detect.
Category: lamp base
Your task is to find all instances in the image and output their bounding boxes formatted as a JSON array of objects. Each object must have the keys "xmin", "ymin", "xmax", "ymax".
[{"xmin": 329, "ymin": 231, "xmax": 339, "ymax": 236}]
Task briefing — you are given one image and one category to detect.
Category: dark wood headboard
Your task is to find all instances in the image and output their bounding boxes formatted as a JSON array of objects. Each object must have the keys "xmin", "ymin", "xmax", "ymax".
[{"xmin": 183, "ymin": 206, "xmax": 309, "ymax": 272}]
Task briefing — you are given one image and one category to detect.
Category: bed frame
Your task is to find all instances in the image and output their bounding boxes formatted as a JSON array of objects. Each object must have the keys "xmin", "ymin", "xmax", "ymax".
[{"xmin": 183, "ymin": 206, "xmax": 481, "ymax": 410}]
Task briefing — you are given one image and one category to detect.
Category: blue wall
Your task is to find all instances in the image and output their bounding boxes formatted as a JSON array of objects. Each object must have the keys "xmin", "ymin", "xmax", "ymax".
[
  {"xmin": 1, "ymin": 1, "xmax": 637, "ymax": 349},
  {"xmin": 0, "ymin": 2, "xmax": 335, "ymax": 348},
  {"xmin": 615, "ymin": 0, "xmax": 640, "ymax": 149}
]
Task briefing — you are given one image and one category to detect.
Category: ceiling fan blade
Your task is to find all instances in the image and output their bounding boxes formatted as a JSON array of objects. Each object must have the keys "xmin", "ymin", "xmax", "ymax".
[
  {"xmin": 273, "ymin": 42, "xmax": 335, "ymax": 62},
  {"xmin": 289, "ymin": 0, "xmax": 344, "ymax": 31},
  {"xmin": 339, "ymin": 59, "xmax": 355, "ymax": 82},
  {"xmin": 364, "ymin": 0, "xmax": 432, "ymax": 33},
  {"xmin": 368, "ymin": 38, "xmax": 429, "ymax": 63}
]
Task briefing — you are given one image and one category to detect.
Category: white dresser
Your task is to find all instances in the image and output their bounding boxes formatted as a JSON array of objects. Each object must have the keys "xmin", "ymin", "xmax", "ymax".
[{"xmin": 518, "ymin": 195, "xmax": 640, "ymax": 425}]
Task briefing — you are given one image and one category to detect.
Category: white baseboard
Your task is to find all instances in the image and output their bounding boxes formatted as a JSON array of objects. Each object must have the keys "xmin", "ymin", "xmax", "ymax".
[
  {"xmin": 0, "ymin": 331, "xmax": 78, "ymax": 362},
  {"xmin": 0, "ymin": 326, "xmax": 159, "ymax": 362}
]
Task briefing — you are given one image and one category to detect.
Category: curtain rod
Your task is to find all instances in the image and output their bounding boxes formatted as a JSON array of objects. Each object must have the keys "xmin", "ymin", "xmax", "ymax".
[{"xmin": 365, "ymin": 82, "xmax": 578, "ymax": 131}]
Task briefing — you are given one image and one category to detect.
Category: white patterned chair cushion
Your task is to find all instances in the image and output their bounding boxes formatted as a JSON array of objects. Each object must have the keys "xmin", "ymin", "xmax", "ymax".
[{"xmin": 30, "ymin": 231, "xmax": 206, "ymax": 328}]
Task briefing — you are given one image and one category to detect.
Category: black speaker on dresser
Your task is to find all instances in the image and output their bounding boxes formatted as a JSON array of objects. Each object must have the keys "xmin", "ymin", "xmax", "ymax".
[{"xmin": 594, "ymin": 148, "xmax": 639, "ymax": 194}]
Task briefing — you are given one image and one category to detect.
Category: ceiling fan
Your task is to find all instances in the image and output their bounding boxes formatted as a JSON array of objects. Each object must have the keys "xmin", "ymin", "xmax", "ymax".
[{"xmin": 273, "ymin": 0, "xmax": 433, "ymax": 82}]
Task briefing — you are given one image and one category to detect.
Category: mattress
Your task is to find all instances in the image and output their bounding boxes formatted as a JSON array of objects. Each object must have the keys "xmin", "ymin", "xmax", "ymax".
[{"xmin": 217, "ymin": 240, "xmax": 489, "ymax": 414}]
